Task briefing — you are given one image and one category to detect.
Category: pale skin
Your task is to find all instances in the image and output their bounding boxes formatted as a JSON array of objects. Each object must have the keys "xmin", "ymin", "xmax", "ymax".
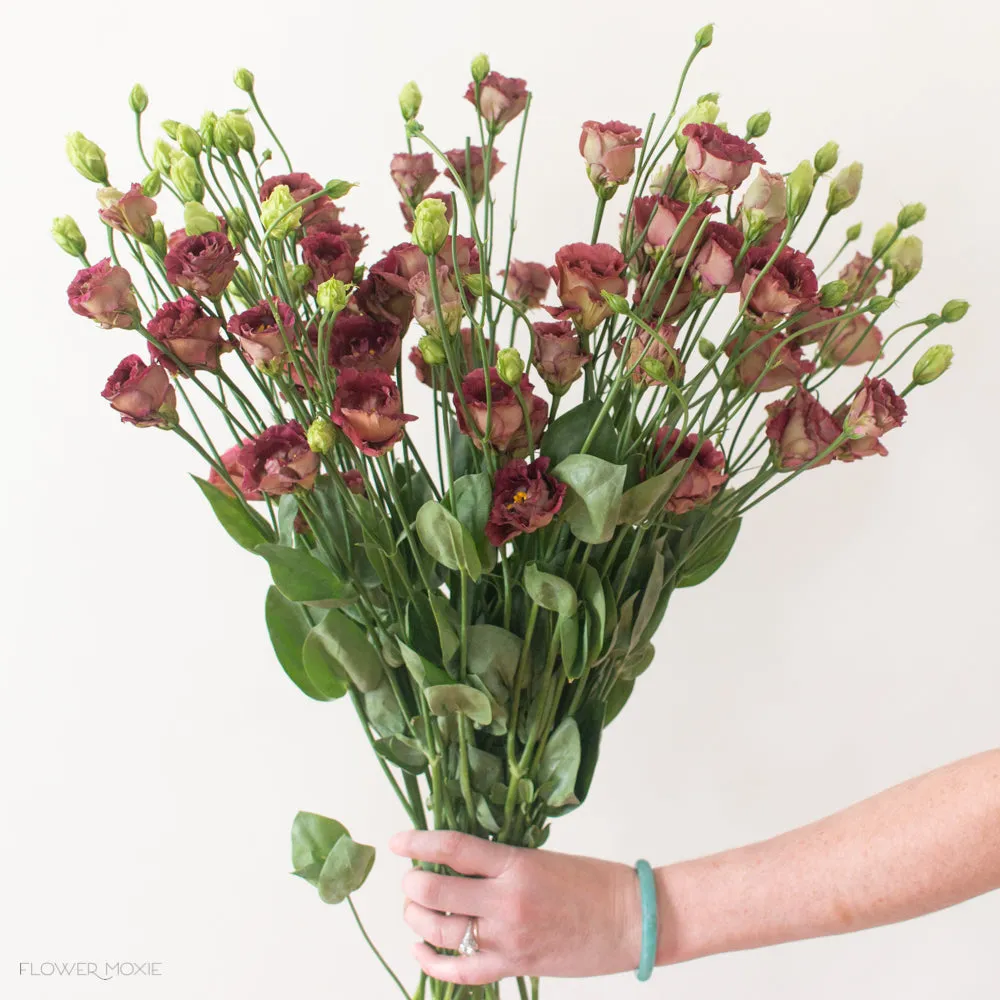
[{"xmin": 390, "ymin": 749, "xmax": 1000, "ymax": 987}]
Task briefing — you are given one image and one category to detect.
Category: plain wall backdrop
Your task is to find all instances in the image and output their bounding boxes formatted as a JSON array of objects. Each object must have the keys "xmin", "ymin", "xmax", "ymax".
[{"xmin": 2, "ymin": 0, "xmax": 997, "ymax": 996}]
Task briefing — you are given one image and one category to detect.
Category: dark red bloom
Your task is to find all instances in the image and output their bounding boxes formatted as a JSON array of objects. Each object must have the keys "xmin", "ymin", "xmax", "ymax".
[
  {"xmin": 682, "ymin": 122, "xmax": 764, "ymax": 195},
  {"xmin": 259, "ymin": 172, "xmax": 337, "ymax": 229},
  {"xmin": 147, "ymin": 296, "xmax": 230, "ymax": 374},
  {"xmin": 485, "ymin": 457, "xmax": 566, "ymax": 546},
  {"xmin": 652, "ymin": 428, "xmax": 728, "ymax": 513},
  {"xmin": 67, "ymin": 258, "xmax": 137, "ymax": 329},
  {"xmin": 693, "ymin": 221, "xmax": 745, "ymax": 292},
  {"xmin": 626, "ymin": 195, "xmax": 718, "ymax": 271},
  {"xmin": 164, "ymin": 231, "xmax": 239, "ymax": 299},
  {"xmin": 740, "ymin": 243, "xmax": 819, "ymax": 325},
  {"xmin": 227, "ymin": 298, "xmax": 297, "ymax": 366},
  {"xmin": 465, "ymin": 72, "xmax": 529, "ymax": 131},
  {"xmin": 208, "ymin": 440, "xmax": 263, "ymax": 501},
  {"xmin": 765, "ymin": 388, "xmax": 842, "ymax": 470},
  {"xmin": 390, "ymin": 152, "xmax": 439, "ymax": 201},
  {"xmin": 101, "ymin": 354, "xmax": 176, "ymax": 428},
  {"xmin": 299, "ymin": 232, "xmax": 356, "ymax": 294},
  {"xmin": 455, "ymin": 368, "xmax": 548, "ymax": 456},
  {"xmin": 547, "ymin": 242, "xmax": 627, "ymax": 332},
  {"xmin": 328, "ymin": 313, "xmax": 402, "ymax": 373},
  {"xmin": 238, "ymin": 421, "xmax": 319, "ymax": 496},
  {"xmin": 443, "ymin": 146, "xmax": 505, "ymax": 201},
  {"xmin": 331, "ymin": 368, "xmax": 416, "ymax": 456},
  {"xmin": 532, "ymin": 321, "xmax": 592, "ymax": 395}
]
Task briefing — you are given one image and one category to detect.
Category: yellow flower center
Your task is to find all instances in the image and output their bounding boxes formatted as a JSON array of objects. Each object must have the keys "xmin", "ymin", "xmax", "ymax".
[{"xmin": 506, "ymin": 490, "xmax": 528, "ymax": 510}]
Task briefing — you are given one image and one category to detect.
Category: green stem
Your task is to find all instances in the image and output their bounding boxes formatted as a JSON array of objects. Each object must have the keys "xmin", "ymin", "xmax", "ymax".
[{"xmin": 347, "ymin": 896, "xmax": 411, "ymax": 1000}]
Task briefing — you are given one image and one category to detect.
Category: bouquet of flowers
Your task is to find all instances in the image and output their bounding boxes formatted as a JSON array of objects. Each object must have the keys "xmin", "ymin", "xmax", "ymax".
[{"xmin": 55, "ymin": 22, "xmax": 967, "ymax": 1000}]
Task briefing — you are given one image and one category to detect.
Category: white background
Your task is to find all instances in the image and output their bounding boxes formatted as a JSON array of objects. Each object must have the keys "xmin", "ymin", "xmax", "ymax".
[{"xmin": 2, "ymin": 0, "xmax": 998, "ymax": 997}]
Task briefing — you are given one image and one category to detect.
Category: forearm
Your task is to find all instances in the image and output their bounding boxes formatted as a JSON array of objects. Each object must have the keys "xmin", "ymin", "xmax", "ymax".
[{"xmin": 654, "ymin": 749, "xmax": 1000, "ymax": 966}]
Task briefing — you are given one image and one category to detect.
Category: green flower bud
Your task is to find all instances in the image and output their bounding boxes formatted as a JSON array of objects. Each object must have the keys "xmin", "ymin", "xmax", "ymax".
[
  {"xmin": 234, "ymin": 67, "xmax": 255, "ymax": 92},
  {"xmin": 819, "ymin": 279, "xmax": 848, "ymax": 308},
  {"xmin": 65, "ymin": 131, "xmax": 109, "ymax": 185},
  {"xmin": 307, "ymin": 418, "xmax": 337, "ymax": 454},
  {"xmin": 170, "ymin": 154, "xmax": 203, "ymax": 203},
  {"xmin": 786, "ymin": 159, "xmax": 815, "ymax": 218},
  {"xmin": 290, "ymin": 263, "xmax": 313, "ymax": 287},
  {"xmin": 742, "ymin": 207, "xmax": 770, "ymax": 244},
  {"xmin": 463, "ymin": 273, "xmax": 491, "ymax": 297},
  {"xmin": 161, "ymin": 119, "xmax": 180, "ymax": 140},
  {"xmin": 887, "ymin": 235, "xmax": 923, "ymax": 292},
  {"xmin": 698, "ymin": 337, "xmax": 717, "ymax": 360},
  {"xmin": 51, "ymin": 216, "xmax": 86, "ymax": 257},
  {"xmin": 869, "ymin": 295, "xmax": 895, "ymax": 314},
  {"xmin": 260, "ymin": 183, "xmax": 302, "ymax": 239},
  {"xmin": 399, "ymin": 80, "xmax": 422, "ymax": 121},
  {"xmin": 353, "ymin": 264, "xmax": 367, "ymax": 285},
  {"xmin": 721, "ymin": 366, "xmax": 739, "ymax": 392},
  {"xmin": 200, "ymin": 111, "xmax": 218, "ymax": 146},
  {"xmin": 141, "ymin": 170, "xmax": 162, "ymax": 197},
  {"xmin": 324, "ymin": 179, "xmax": 356, "ymax": 199},
  {"xmin": 223, "ymin": 110, "xmax": 255, "ymax": 151},
  {"xmin": 897, "ymin": 202, "xmax": 926, "ymax": 229},
  {"xmin": 676, "ymin": 99, "xmax": 719, "ymax": 149},
  {"xmin": 152, "ymin": 138, "xmax": 176, "ymax": 176},
  {"xmin": 941, "ymin": 298, "xmax": 969, "ymax": 323},
  {"xmin": 224, "ymin": 206, "xmax": 249, "ymax": 241},
  {"xmin": 745, "ymin": 111, "xmax": 771, "ymax": 138},
  {"xmin": 417, "ymin": 335, "xmax": 447, "ymax": 367},
  {"xmin": 640, "ymin": 357, "xmax": 669, "ymax": 382},
  {"xmin": 405, "ymin": 120, "xmax": 424, "ymax": 138},
  {"xmin": 497, "ymin": 347, "xmax": 525, "ymax": 386},
  {"xmin": 846, "ymin": 222, "xmax": 862, "ymax": 242},
  {"xmin": 129, "ymin": 84, "xmax": 149, "ymax": 114},
  {"xmin": 317, "ymin": 277, "xmax": 349, "ymax": 314},
  {"xmin": 412, "ymin": 197, "xmax": 450, "ymax": 255},
  {"xmin": 176, "ymin": 123, "xmax": 202, "ymax": 158},
  {"xmin": 183, "ymin": 201, "xmax": 220, "ymax": 235},
  {"xmin": 912, "ymin": 344, "xmax": 954, "ymax": 385},
  {"xmin": 813, "ymin": 140, "xmax": 839, "ymax": 175},
  {"xmin": 695, "ymin": 23, "xmax": 714, "ymax": 47},
  {"xmin": 471, "ymin": 53, "xmax": 490, "ymax": 83},
  {"xmin": 600, "ymin": 290, "xmax": 630, "ymax": 315},
  {"xmin": 826, "ymin": 162, "xmax": 863, "ymax": 214},
  {"xmin": 872, "ymin": 222, "xmax": 897, "ymax": 260},
  {"xmin": 698, "ymin": 91, "xmax": 721, "ymax": 104},
  {"xmin": 151, "ymin": 220, "xmax": 167, "ymax": 256},
  {"xmin": 212, "ymin": 116, "xmax": 239, "ymax": 157}
]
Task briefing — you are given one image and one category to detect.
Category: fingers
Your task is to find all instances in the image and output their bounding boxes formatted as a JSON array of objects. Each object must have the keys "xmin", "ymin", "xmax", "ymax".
[
  {"xmin": 390, "ymin": 829, "xmax": 515, "ymax": 878},
  {"xmin": 402, "ymin": 867, "xmax": 496, "ymax": 918},
  {"xmin": 412, "ymin": 941, "xmax": 507, "ymax": 987},
  {"xmin": 403, "ymin": 900, "xmax": 476, "ymax": 951}
]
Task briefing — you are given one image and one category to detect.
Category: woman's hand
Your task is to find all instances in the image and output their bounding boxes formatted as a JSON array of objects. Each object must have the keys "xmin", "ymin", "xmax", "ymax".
[{"xmin": 389, "ymin": 830, "xmax": 642, "ymax": 986}]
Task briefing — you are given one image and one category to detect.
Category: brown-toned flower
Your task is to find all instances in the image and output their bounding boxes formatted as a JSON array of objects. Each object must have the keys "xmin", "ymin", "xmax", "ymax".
[
  {"xmin": 328, "ymin": 313, "xmax": 402, "ymax": 373},
  {"xmin": 444, "ymin": 146, "xmax": 505, "ymax": 202},
  {"xmin": 652, "ymin": 428, "xmax": 728, "ymax": 513},
  {"xmin": 728, "ymin": 326, "xmax": 816, "ymax": 393},
  {"xmin": 67, "ymin": 258, "xmax": 137, "ymax": 329},
  {"xmin": 455, "ymin": 368, "xmax": 548, "ymax": 455},
  {"xmin": 101, "ymin": 354, "xmax": 176, "ymax": 428},
  {"xmin": 682, "ymin": 122, "xmax": 765, "ymax": 196},
  {"xmin": 579, "ymin": 120, "xmax": 643, "ymax": 189},
  {"xmin": 341, "ymin": 469, "xmax": 366, "ymax": 496},
  {"xmin": 632, "ymin": 267, "xmax": 695, "ymax": 321},
  {"xmin": 227, "ymin": 298, "xmax": 297, "ymax": 366},
  {"xmin": 501, "ymin": 260, "xmax": 551, "ymax": 309},
  {"xmin": 410, "ymin": 266, "xmax": 465, "ymax": 336},
  {"xmin": 466, "ymin": 72, "xmax": 529, "ymax": 131},
  {"xmin": 692, "ymin": 221, "xmax": 745, "ymax": 293},
  {"xmin": 303, "ymin": 218, "xmax": 368, "ymax": 257},
  {"xmin": 208, "ymin": 440, "xmax": 263, "ymax": 501},
  {"xmin": 740, "ymin": 244, "xmax": 819, "ymax": 326},
  {"xmin": 259, "ymin": 172, "xmax": 336, "ymax": 229},
  {"xmin": 819, "ymin": 313, "xmax": 883, "ymax": 366},
  {"xmin": 787, "ymin": 304, "xmax": 843, "ymax": 346},
  {"xmin": 238, "ymin": 421, "xmax": 320, "ymax": 495},
  {"xmin": 765, "ymin": 388, "xmax": 841, "ymax": 470},
  {"xmin": 532, "ymin": 321, "xmax": 592, "ymax": 395},
  {"xmin": 838, "ymin": 252, "xmax": 885, "ymax": 305},
  {"xmin": 835, "ymin": 377, "xmax": 906, "ymax": 462},
  {"xmin": 626, "ymin": 195, "xmax": 717, "ymax": 270},
  {"xmin": 97, "ymin": 183, "xmax": 156, "ymax": 241},
  {"xmin": 299, "ymin": 232, "xmax": 356, "ymax": 294},
  {"xmin": 485, "ymin": 457, "xmax": 566, "ymax": 546},
  {"xmin": 331, "ymin": 368, "xmax": 416, "ymax": 456},
  {"xmin": 147, "ymin": 296, "xmax": 230, "ymax": 374},
  {"xmin": 613, "ymin": 326, "xmax": 683, "ymax": 387},
  {"xmin": 390, "ymin": 152, "xmax": 439, "ymax": 202},
  {"xmin": 164, "ymin": 231, "xmax": 239, "ymax": 299},
  {"xmin": 547, "ymin": 242, "xmax": 627, "ymax": 332}
]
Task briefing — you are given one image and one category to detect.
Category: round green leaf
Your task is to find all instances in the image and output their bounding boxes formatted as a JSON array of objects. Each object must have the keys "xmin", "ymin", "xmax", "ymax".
[
  {"xmin": 618, "ymin": 464, "xmax": 686, "ymax": 524},
  {"xmin": 264, "ymin": 586, "xmax": 328, "ymax": 701},
  {"xmin": 536, "ymin": 717, "xmax": 581, "ymax": 809},
  {"xmin": 373, "ymin": 736, "xmax": 427, "ymax": 774},
  {"xmin": 524, "ymin": 563, "xmax": 578, "ymax": 617},
  {"xmin": 415, "ymin": 500, "xmax": 482, "ymax": 580},
  {"xmin": 255, "ymin": 543, "xmax": 356, "ymax": 608},
  {"xmin": 192, "ymin": 474, "xmax": 273, "ymax": 551},
  {"xmin": 540, "ymin": 399, "xmax": 619, "ymax": 465},
  {"xmin": 425, "ymin": 683, "xmax": 493, "ymax": 726},
  {"xmin": 552, "ymin": 455, "xmax": 628, "ymax": 544},
  {"xmin": 304, "ymin": 609, "xmax": 383, "ymax": 693},
  {"xmin": 291, "ymin": 810, "xmax": 347, "ymax": 875},
  {"xmin": 677, "ymin": 517, "xmax": 742, "ymax": 588},
  {"xmin": 318, "ymin": 834, "xmax": 376, "ymax": 904}
]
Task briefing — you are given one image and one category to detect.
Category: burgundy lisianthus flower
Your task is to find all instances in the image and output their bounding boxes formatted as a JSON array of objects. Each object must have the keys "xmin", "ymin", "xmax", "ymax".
[
  {"xmin": 653, "ymin": 428, "xmax": 728, "ymax": 514},
  {"xmin": 331, "ymin": 368, "xmax": 416, "ymax": 456},
  {"xmin": 740, "ymin": 244, "xmax": 819, "ymax": 325},
  {"xmin": 239, "ymin": 421, "xmax": 320, "ymax": 496},
  {"xmin": 547, "ymin": 242, "xmax": 627, "ymax": 332},
  {"xmin": 465, "ymin": 72, "xmax": 529, "ymax": 131},
  {"xmin": 164, "ymin": 231, "xmax": 239, "ymax": 299},
  {"xmin": 455, "ymin": 368, "xmax": 549, "ymax": 456},
  {"xmin": 765, "ymin": 388, "xmax": 841, "ymax": 470},
  {"xmin": 355, "ymin": 245, "xmax": 420, "ymax": 331},
  {"xmin": 485, "ymin": 457, "xmax": 566, "ymax": 546},
  {"xmin": 328, "ymin": 313, "xmax": 402, "ymax": 373},
  {"xmin": 632, "ymin": 267, "xmax": 696, "ymax": 321},
  {"xmin": 500, "ymin": 260, "xmax": 551, "ymax": 309},
  {"xmin": 68, "ymin": 258, "xmax": 137, "ymax": 329},
  {"xmin": 101, "ymin": 354, "xmax": 177, "ymax": 428},
  {"xmin": 579, "ymin": 120, "xmax": 644, "ymax": 189},
  {"xmin": 97, "ymin": 183, "xmax": 157, "ymax": 241},
  {"xmin": 532, "ymin": 321, "xmax": 592, "ymax": 395},
  {"xmin": 613, "ymin": 326, "xmax": 683, "ymax": 387},
  {"xmin": 838, "ymin": 252, "xmax": 886, "ymax": 304},
  {"xmin": 341, "ymin": 469, "xmax": 366, "ymax": 496},
  {"xmin": 693, "ymin": 221, "xmax": 745, "ymax": 292},
  {"xmin": 819, "ymin": 313, "xmax": 883, "ymax": 367},
  {"xmin": 147, "ymin": 296, "xmax": 229, "ymax": 374},
  {"xmin": 299, "ymin": 232, "xmax": 356, "ymax": 294},
  {"xmin": 208, "ymin": 440, "xmax": 263, "ymax": 501},
  {"xmin": 410, "ymin": 266, "xmax": 466, "ymax": 336},
  {"xmin": 788, "ymin": 304, "xmax": 843, "ymax": 346},
  {"xmin": 444, "ymin": 146, "xmax": 505, "ymax": 202},
  {"xmin": 834, "ymin": 377, "xmax": 906, "ymax": 462},
  {"xmin": 390, "ymin": 152, "xmax": 439, "ymax": 201},
  {"xmin": 682, "ymin": 122, "xmax": 765, "ymax": 196},
  {"xmin": 227, "ymin": 298, "xmax": 297, "ymax": 366},
  {"xmin": 728, "ymin": 326, "xmax": 815, "ymax": 393},
  {"xmin": 400, "ymin": 191, "xmax": 453, "ymax": 234},
  {"xmin": 409, "ymin": 327, "xmax": 495, "ymax": 390},
  {"xmin": 303, "ymin": 218, "xmax": 368, "ymax": 257},
  {"xmin": 259, "ymin": 172, "xmax": 337, "ymax": 229},
  {"xmin": 626, "ymin": 195, "xmax": 718, "ymax": 270}
]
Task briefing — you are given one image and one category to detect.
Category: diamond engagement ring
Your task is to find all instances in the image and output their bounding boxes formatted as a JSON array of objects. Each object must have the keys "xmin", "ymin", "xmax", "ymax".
[{"xmin": 458, "ymin": 917, "xmax": 479, "ymax": 956}]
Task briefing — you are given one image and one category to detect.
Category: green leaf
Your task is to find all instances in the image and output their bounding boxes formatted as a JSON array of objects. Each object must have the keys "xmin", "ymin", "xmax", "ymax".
[
  {"xmin": 617, "ymin": 464, "xmax": 687, "ymax": 525},
  {"xmin": 276, "ymin": 494, "xmax": 299, "ymax": 547},
  {"xmin": 604, "ymin": 677, "xmax": 635, "ymax": 727},
  {"xmin": 448, "ymin": 473, "xmax": 495, "ymax": 568},
  {"xmin": 524, "ymin": 562, "xmax": 578, "ymax": 617},
  {"xmin": 192, "ymin": 475, "xmax": 273, "ymax": 551},
  {"xmin": 301, "ymin": 629, "xmax": 350, "ymax": 700},
  {"xmin": 264, "ymin": 586, "xmax": 328, "ymax": 701},
  {"xmin": 631, "ymin": 549, "xmax": 665, "ymax": 652},
  {"xmin": 677, "ymin": 517, "xmax": 742, "ymax": 588},
  {"xmin": 467, "ymin": 625, "xmax": 522, "ymax": 687},
  {"xmin": 397, "ymin": 639, "xmax": 454, "ymax": 689},
  {"xmin": 552, "ymin": 455, "xmax": 628, "ymax": 544},
  {"xmin": 303, "ymin": 609, "xmax": 383, "ymax": 693},
  {"xmin": 467, "ymin": 747, "xmax": 504, "ymax": 795},
  {"xmin": 373, "ymin": 736, "xmax": 427, "ymax": 774},
  {"xmin": 621, "ymin": 642, "xmax": 656, "ymax": 680},
  {"xmin": 474, "ymin": 794, "xmax": 501, "ymax": 834},
  {"xmin": 558, "ymin": 614, "xmax": 580, "ymax": 679},
  {"xmin": 573, "ymin": 701, "xmax": 604, "ymax": 805},
  {"xmin": 291, "ymin": 811, "xmax": 347, "ymax": 875},
  {"xmin": 318, "ymin": 834, "xmax": 376, "ymax": 904},
  {"xmin": 537, "ymin": 717, "xmax": 581, "ymax": 809},
  {"xmin": 425, "ymin": 683, "xmax": 492, "ymax": 726},
  {"xmin": 581, "ymin": 566, "xmax": 607, "ymax": 646},
  {"xmin": 467, "ymin": 675, "xmax": 508, "ymax": 735},
  {"xmin": 415, "ymin": 501, "xmax": 482, "ymax": 581},
  {"xmin": 540, "ymin": 399, "xmax": 618, "ymax": 465},
  {"xmin": 255, "ymin": 543, "xmax": 356, "ymax": 608},
  {"xmin": 449, "ymin": 420, "xmax": 478, "ymax": 479},
  {"xmin": 364, "ymin": 679, "xmax": 406, "ymax": 737}
]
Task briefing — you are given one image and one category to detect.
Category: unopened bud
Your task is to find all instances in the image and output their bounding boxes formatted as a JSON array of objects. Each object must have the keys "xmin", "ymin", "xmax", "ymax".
[
  {"xmin": 698, "ymin": 91, "xmax": 721, "ymax": 104},
  {"xmin": 471, "ymin": 53, "xmax": 490, "ymax": 83},
  {"xmin": 418, "ymin": 335, "xmax": 447, "ymax": 366},
  {"xmin": 912, "ymin": 344, "xmax": 954, "ymax": 385},
  {"xmin": 695, "ymin": 23, "xmax": 714, "ymax": 47},
  {"xmin": 826, "ymin": 162, "xmax": 863, "ymax": 214},
  {"xmin": 151, "ymin": 221, "xmax": 167, "ymax": 256},
  {"xmin": 846, "ymin": 222, "xmax": 862, "ymax": 242},
  {"xmin": 888, "ymin": 235, "xmax": 923, "ymax": 292},
  {"xmin": 819, "ymin": 279, "xmax": 848, "ymax": 308},
  {"xmin": 600, "ymin": 289, "xmax": 631, "ymax": 315},
  {"xmin": 941, "ymin": 299, "xmax": 969, "ymax": 323},
  {"xmin": 742, "ymin": 207, "xmax": 770, "ymax": 244},
  {"xmin": 353, "ymin": 264, "xmax": 366, "ymax": 285},
  {"xmin": 233, "ymin": 67, "xmax": 255, "ymax": 92},
  {"xmin": 222, "ymin": 111, "xmax": 255, "ymax": 151},
  {"xmin": 317, "ymin": 277, "xmax": 349, "ymax": 313},
  {"xmin": 152, "ymin": 138, "xmax": 176, "ymax": 176},
  {"xmin": 745, "ymin": 111, "xmax": 771, "ymax": 138},
  {"xmin": 161, "ymin": 119, "xmax": 180, "ymax": 140},
  {"xmin": 497, "ymin": 347, "xmax": 525, "ymax": 386},
  {"xmin": 176, "ymin": 123, "xmax": 202, "ymax": 157},
  {"xmin": 897, "ymin": 202, "xmax": 926, "ymax": 229},
  {"xmin": 213, "ymin": 116, "xmax": 239, "ymax": 157},
  {"xmin": 51, "ymin": 216, "xmax": 86, "ymax": 257},
  {"xmin": 260, "ymin": 184, "xmax": 302, "ymax": 239},
  {"xmin": 399, "ymin": 81, "xmax": 422, "ymax": 121},
  {"xmin": 290, "ymin": 263, "xmax": 313, "ymax": 288},
  {"xmin": 307, "ymin": 418, "xmax": 337, "ymax": 454},
  {"xmin": 129, "ymin": 84, "xmax": 149, "ymax": 114},
  {"xmin": 872, "ymin": 223, "xmax": 897, "ymax": 260},
  {"xmin": 463, "ymin": 273, "xmax": 491, "ymax": 297},
  {"xmin": 184, "ymin": 201, "xmax": 219, "ymax": 235},
  {"xmin": 200, "ymin": 111, "xmax": 218, "ymax": 145},
  {"xmin": 136, "ymin": 170, "xmax": 160, "ymax": 197},
  {"xmin": 698, "ymin": 337, "xmax": 717, "ymax": 360},
  {"xmin": 813, "ymin": 140, "xmax": 839, "ymax": 175},
  {"xmin": 65, "ymin": 131, "xmax": 109, "ymax": 185},
  {"xmin": 412, "ymin": 197, "xmax": 450, "ymax": 255},
  {"xmin": 869, "ymin": 295, "xmax": 894, "ymax": 315},
  {"xmin": 170, "ymin": 154, "xmax": 203, "ymax": 203},
  {"xmin": 224, "ymin": 206, "xmax": 249, "ymax": 240},
  {"xmin": 786, "ymin": 160, "xmax": 815, "ymax": 218},
  {"xmin": 324, "ymin": 179, "xmax": 356, "ymax": 199},
  {"xmin": 676, "ymin": 99, "xmax": 719, "ymax": 149},
  {"xmin": 640, "ymin": 357, "xmax": 669, "ymax": 382}
]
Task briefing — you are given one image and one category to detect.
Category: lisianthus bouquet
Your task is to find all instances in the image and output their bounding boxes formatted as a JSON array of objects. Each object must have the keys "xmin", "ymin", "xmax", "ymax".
[{"xmin": 56, "ymin": 23, "xmax": 967, "ymax": 1000}]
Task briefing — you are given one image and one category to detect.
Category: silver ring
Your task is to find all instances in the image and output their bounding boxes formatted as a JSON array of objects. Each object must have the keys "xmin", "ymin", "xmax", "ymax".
[{"xmin": 458, "ymin": 916, "xmax": 479, "ymax": 956}]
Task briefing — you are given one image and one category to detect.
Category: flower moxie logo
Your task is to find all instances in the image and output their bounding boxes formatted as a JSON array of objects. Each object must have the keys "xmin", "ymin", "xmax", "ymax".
[{"xmin": 19, "ymin": 961, "xmax": 163, "ymax": 981}]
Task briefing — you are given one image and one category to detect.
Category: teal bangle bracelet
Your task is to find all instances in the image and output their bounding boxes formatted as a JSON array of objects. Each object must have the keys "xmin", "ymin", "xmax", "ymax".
[{"xmin": 634, "ymin": 859, "xmax": 657, "ymax": 982}]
